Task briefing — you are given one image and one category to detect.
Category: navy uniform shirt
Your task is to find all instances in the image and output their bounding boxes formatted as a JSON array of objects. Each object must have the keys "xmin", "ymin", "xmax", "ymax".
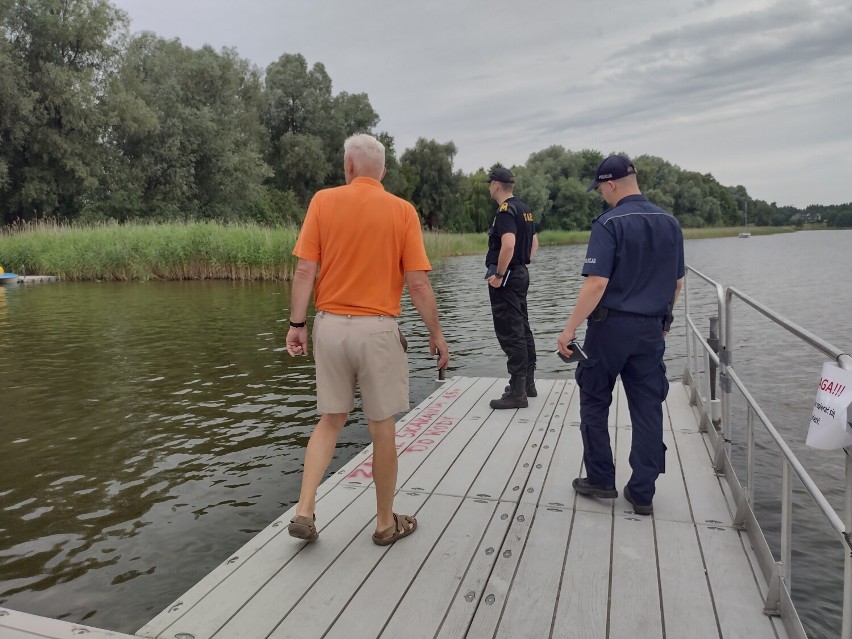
[
  {"xmin": 582, "ymin": 194, "xmax": 685, "ymax": 317},
  {"xmin": 485, "ymin": 196, "xmax": 536, "ymax": 267}
]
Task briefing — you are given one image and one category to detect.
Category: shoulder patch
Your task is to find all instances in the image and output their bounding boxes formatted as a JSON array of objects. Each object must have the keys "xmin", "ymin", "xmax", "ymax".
[{"xmin": 499, "ymin": 203, "xmax": 508, "ymax": 212}]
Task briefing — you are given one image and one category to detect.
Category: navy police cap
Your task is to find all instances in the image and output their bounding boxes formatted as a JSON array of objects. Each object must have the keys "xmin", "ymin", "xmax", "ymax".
[{"xmin": 586, "ymin": 155, "xmax": 637, "ymax": 192}]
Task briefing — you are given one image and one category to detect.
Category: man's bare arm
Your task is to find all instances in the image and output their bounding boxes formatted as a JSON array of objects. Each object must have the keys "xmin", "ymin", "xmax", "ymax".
[
  {"xmin": 405, "ymin": 270, "xmax": 449, "ymax": 370},
  {"xmin": 286, "ymin": 258, "xmax": 318, "ymax": 356}
]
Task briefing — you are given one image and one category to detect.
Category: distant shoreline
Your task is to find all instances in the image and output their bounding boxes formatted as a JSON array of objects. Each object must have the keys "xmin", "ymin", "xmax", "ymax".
[{"xmin": 0, "ymin": 222, "xmax": 821, "ymax": 282}]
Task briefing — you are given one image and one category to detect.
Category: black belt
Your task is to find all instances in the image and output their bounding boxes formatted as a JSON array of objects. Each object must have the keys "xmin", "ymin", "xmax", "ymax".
[
  {"xmin": 591, "ymin": 307, "xmax": 659, "ymax": 321},
  {"xmin": 606, "ymin": 308, "xmax": 653, "ymax": 317}
]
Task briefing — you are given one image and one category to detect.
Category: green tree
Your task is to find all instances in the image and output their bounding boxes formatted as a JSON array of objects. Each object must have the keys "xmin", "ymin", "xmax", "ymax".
[
  {"xmin": 513, "ymin": 168, "xmax": 551, "ymax": 230},
  {"xmin": 376, "ymin": 131, "xmax": 410, "ymax": 199},
  {"xmin": 400, "ymin": 138, "xmax": 459, "ymax": 229},
  {"xmin": 826, "ymin": 210, "xmax": 852, "ymax": 228},
  {"xmin": 101, "ymin": 35, "xmax": 269, "ymax": 220},
  {"xmin": 0, "ymin": 0, "xmax": 127, "ymax": 223},
  {"xmin": 454, "ymin": 169, "xmax": 491, "ymax": 233},
  {"xmin": 552, "ymin": 177, "xmax": 593, "ymax": 230},
  {"xmin": 262, "ymin": 53, "xmax": 379, "ymax": 200}
]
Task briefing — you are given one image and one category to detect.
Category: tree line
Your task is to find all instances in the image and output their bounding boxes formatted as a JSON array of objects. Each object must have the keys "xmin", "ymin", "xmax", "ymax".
[{"xmin": 1, "ymin": 0, "xmax": 849, "ymax": 231}]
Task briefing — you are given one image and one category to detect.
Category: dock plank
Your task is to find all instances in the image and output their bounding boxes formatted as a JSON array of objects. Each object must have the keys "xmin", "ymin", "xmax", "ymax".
[
  {"xmin": 518, "ymin": 380, "xmax": 571, "ymax": 506},
  {"xmin": 551, "ymin": 509, "xmax": 612, "ymax": 639},
  {"xmin": 495, "ymin": 505, "xmax": 573, "ymax": 639},
  {"xmin": 463, "ymin": 502, "xmax": 537, "ymax": 638},
  {"xmin": 537, "ymin": 384, "xmax": 582, "ymax": 509},
  {"xmin": 433, "ymin": 500, "xmax": 516, "ymax": 639},
  {"xmin": 656, "ymin": 519, "xmax": 720, "ymax": 639},
  {"xmin": 696, "ymin": 523, "xmax": 780, "ymax": 638},
  {"xmin": 609, "ymin": 514, "xmax": 662, "ymax": 639},
  {"xmin": 0, "ymin": 608, "xmax": 138, "ymax": 639},
  {"xmin": 667, "ymin": 386, "xmax": 732, "ymax": 525},
  {"xmin": 500, "ymin": 379, "xmax": 560, "ymax": 504}
]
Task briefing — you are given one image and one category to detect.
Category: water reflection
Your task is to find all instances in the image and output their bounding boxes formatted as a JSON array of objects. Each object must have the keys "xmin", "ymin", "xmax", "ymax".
[{"xmin": 0, "ymin": 231, "xmax": 849, "ymax": 636}]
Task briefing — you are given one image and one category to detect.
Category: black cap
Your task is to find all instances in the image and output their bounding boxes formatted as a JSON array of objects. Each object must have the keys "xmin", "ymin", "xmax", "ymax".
[
  {"xmin": 487, "ymin": 167, "xmax": 515, "ymax": 184},
  {"xmin": 586, "ymin": 155, "xmax": 636, "ymax": 192}
]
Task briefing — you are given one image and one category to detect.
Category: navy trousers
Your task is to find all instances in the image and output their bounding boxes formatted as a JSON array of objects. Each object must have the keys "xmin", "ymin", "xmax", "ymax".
[
  {"xmin": 575, "ymin": 313, "xmax": 669, "ymax": 504},
  {"xmin": 488, "ymin": 265, "xmax": 536, "ymax": 377}
]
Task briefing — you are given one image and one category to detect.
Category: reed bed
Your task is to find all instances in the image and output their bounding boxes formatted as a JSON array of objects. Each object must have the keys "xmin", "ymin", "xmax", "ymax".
[
  {"xmin": 0, "ymin": 220, "xmax": 796, "ymax": 281},
  {"xmin": 0, "ymin": 220, "xmax": 299, "ymax": 281}
]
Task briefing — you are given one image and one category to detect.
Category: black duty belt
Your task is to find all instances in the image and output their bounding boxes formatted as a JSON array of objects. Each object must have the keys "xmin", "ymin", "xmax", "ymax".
[{"xmin": 591, "ymin": 307, "xmax": 659, "ymax": 321}]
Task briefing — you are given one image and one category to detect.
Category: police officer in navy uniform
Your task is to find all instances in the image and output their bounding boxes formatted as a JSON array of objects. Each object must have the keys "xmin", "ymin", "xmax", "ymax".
[
  {"xmin": 486, "ymin": 167, "xmax": 539, "ymax": 409},
  {"xmin": 556, "ymin": 155, "xmax": 684, "ymax": 515}
]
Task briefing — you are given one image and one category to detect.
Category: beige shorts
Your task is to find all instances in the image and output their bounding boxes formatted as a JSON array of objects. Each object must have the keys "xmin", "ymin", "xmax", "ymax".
[{"xmin": 313, "ymin": 311, "xmax": 409, "ymax": 421}]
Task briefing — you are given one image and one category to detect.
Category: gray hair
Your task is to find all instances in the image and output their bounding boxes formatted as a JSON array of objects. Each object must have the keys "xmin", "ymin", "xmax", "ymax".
[{"xmin": 344, "ymin": 134, "xmax": 385, "ymax": 179}]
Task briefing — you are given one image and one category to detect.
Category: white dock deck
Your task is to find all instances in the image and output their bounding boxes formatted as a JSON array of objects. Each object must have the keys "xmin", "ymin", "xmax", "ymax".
[{"xmin": 1, "ymin": 377, "xmax": 791, "ymax": 639}]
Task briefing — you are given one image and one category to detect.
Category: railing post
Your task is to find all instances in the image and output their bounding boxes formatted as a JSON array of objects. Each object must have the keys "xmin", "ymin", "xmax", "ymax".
[
  {"xmin": 684, "ymin": 272, "xmax": 692, "ymax": 370},
  {"xmin": 747, "ymin": 407, "xmax": 755, "ymax": 504},
  {"xmin": 708, "ymin": 316, "xmax": 719, "ymax": 399},
  {"xmin": 708, "ymin": 316, "xmax": 722, "ymax": 427},
  {"xmin": 781, "ymin": 461, "xmax": 792, "ymax": 588},
  {"xmin": 722, "ymin": 288, "xmax": 733, "ymax": 459},
  {"xmin": 841, "ymin": 353, "xmax": 852, "ymax": 639},
  {"xmin": 844, "ymin": 451, "xmax": 852, "ymax": 638}
]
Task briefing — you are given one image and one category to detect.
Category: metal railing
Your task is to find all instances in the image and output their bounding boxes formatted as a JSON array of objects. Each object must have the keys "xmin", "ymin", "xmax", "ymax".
[{"xmin": 682, "ymin": 265, "xmax": 852, "ymax": 639}]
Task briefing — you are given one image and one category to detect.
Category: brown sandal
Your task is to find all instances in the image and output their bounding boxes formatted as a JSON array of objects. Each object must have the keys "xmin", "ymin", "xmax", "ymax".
[
  {"xmin": 288, "ymin": 514, "xmax": 318, "ymax": 541},
  {"xmin": 372, "ymin": 513, "xmax": 417, "ymax": 546}
]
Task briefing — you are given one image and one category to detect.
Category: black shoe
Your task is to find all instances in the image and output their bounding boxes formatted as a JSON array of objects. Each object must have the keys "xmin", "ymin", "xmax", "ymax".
[
  {"xmin": 505, "ymin": 382, "xmax": 537, "ymax": 397},
  {"xmin": 572, "ymin": 477, "xmax": 618, "ymax": 499},
  {"xmin": 491, "ymin": 375, "xmax": 528, "ymax": 410},
  {"xmin": 490, "ymin": 394, "xmax": 528, "ymax": 409},
  {"xmin": 624, "ymin": 485, "xmax": 653, "ymax": 516}
]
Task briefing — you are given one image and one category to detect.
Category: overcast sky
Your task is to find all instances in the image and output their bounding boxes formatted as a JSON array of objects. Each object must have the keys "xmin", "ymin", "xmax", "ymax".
[{"xmin": 109, "ymin": 0, "xmax": 852, "ymax": 208}]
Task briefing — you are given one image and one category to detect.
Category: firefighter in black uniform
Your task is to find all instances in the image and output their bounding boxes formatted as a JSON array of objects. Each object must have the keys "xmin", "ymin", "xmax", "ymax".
[
  {"xmin": 556, "ymin": 155, "xmax": 685, "ymax": 515},
  {"xmin": 485, "ymin": 167, "xmax": 538, "ymax": 409}
]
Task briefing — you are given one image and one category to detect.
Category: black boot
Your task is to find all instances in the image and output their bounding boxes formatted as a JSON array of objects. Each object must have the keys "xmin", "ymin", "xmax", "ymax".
[
  {"xmin": 505, "ymin": 364, "xmax": 537, "ymax": 398},
  {"xmin": 491, "ymin": 375, "xmax": 528, "ymax": 409}
]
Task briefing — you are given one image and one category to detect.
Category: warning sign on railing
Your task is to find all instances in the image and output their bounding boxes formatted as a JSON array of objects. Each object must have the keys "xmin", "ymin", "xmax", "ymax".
[{"xmin": 806, "ymin": 362, "xmax": 852, "ymax": 449}]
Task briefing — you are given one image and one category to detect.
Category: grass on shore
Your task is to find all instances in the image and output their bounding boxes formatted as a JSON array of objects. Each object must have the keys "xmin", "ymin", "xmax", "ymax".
[{"xmin": 0, "ymin": 219, "xmax": 797, "ymax": 282}]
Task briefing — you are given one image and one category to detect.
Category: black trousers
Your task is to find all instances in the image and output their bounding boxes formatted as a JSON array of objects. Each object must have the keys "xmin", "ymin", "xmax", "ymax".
[{"xmin": 488, "ymin": 265, "xmax": 536, "ymax": 377}]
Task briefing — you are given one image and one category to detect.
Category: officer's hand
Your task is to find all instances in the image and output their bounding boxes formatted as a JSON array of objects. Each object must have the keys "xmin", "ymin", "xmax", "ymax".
[
  {"xmin": 556, "ymin": 329, "xmax": 576, "ymax": 356},
  {"xmin": 487, "ymin": 275, "xmax": 501, "ymax": 288}
]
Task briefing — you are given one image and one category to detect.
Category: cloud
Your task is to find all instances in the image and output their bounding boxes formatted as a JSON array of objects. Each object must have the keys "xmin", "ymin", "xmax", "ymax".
[{"xmin": 111, "ymin": 0, "xmax": 852, "ymax": 206}]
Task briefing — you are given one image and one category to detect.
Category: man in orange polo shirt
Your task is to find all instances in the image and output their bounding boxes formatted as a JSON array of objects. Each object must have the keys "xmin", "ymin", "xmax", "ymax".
[{"xmin": 285, "ymin": 133, "xmax": 449, "ymax": 546}]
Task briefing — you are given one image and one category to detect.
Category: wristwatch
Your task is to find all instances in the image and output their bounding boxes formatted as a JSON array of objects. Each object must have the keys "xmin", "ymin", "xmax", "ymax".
[
  {"xmin": 494, "ymin": 271, "xmax": 504, "ymax": 279},
  {"xmin": 289, "ymin": 319, "xmax": 307, "ymax": 328}
]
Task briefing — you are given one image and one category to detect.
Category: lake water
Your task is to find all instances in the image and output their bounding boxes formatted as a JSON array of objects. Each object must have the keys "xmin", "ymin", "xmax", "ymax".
[{"xmin": 0, "ymin": 229, "xmax": 849, "ymax": 637}]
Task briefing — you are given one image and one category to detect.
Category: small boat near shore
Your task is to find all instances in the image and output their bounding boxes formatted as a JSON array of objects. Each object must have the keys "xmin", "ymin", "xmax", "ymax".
[
  {"xmin": 738, "ymin": 232, "xmax": 751, "ymax": 238},
  {"xmin": 0, "ymin": 272, "xmax": 19, "ymax": 285}
]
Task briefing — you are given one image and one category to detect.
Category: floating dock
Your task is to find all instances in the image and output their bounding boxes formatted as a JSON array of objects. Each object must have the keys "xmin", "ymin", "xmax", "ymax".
[
  {"xmin": 0, "ymin": 376, "xmax": 800, "ymax": 638},
  {"xmin": 18, "ymin": 275, "xmax": 58, "ymax": 284}
]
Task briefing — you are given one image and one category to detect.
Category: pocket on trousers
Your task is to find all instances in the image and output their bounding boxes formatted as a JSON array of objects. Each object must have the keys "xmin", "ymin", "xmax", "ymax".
[
  {"xmin": 660, "ymin": 362, "xmax": 670, "ymax": 402},
  {"xmin": 574, "ymin": 357, "xmax": 597, "ymax": 387}
]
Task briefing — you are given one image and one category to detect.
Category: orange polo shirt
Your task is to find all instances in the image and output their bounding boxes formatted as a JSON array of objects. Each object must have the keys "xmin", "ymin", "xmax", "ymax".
[{"xmin": 293, "ymin": 177, "xmax": 431, "ymax": 317}]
